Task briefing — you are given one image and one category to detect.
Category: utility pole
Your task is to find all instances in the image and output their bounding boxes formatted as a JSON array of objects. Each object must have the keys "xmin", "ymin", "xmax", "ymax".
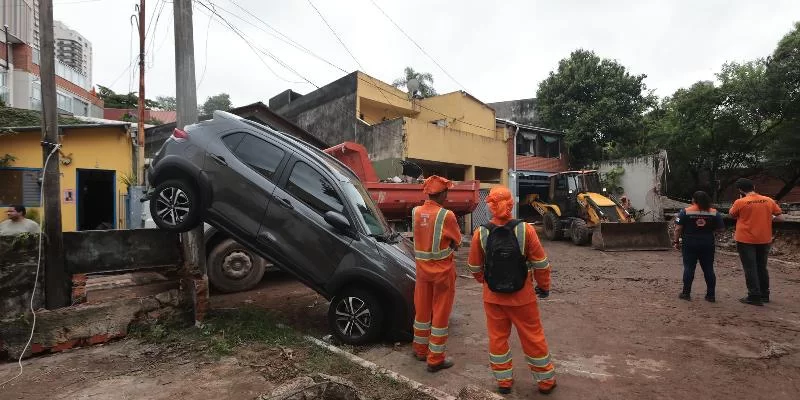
[
  {"xmin": 137, "ymin": 0, "xmax": 146, "ymax": 183},
  {"xmin": 173, "ymin": 0, "xmax": 207, "ymax": 324},
  {"xmin": 39, "ymin": 0, "xmax": 69, "ymax": 309}
]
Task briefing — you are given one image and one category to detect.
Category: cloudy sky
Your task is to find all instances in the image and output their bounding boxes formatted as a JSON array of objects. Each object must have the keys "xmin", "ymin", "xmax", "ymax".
[{"xmin": 53, "ymin": 0, "xmax": 800, "ymax": 106}]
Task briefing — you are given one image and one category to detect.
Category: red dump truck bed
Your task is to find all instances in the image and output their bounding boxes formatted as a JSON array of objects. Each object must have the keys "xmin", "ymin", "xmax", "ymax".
[{"xmin": 324, "ymin": 142, "xmax": 480, "ymax": 221}]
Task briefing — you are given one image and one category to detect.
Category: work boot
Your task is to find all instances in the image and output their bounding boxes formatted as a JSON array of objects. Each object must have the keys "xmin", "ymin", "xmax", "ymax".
[
  {"xmin": 427, "ymin": 358, "xmax": 454, "ymax": 373},
  {"xmin": 705, "ymin": 294, "xmax": 715, "ymax": 303},
  {"xmin": 413, "ymin": 353, "xmax": 427, "ymax": 362},
  {"xmin": 497, "ymin": 387, "xmax": 512, "ymax": 395},
  {"xmin": 739, "ymin": 296, "xmax": 763, "ymax": 306},
  {"xmin": 678, "ymin": 292, "xmax": 691, "ymax": 301},
  {"xmin": 538, "ymin": 381, "xmax": 557, "ymax": 395},
  {"xmin": 761, "ymin": 295, "xmax": 770, "ymax": 303}
]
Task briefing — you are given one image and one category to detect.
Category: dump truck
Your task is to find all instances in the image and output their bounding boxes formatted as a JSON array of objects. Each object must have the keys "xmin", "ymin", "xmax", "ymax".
[
  {"xmin": 323, "ymin": 141, "xmax": 480, "ymax": 231},
  {"xmin": 525, "ymin": 170, "xmax": 671, "ymax": 251}
]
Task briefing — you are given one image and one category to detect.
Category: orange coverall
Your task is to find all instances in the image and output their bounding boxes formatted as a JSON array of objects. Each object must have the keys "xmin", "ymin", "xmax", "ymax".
[
  {"xmin": 412, "ymin": 200, "xmax": 462, "ymax": 366},
  {"xmin": 467, "ymin": 218, "xmax": 556, "ymax": 391}
]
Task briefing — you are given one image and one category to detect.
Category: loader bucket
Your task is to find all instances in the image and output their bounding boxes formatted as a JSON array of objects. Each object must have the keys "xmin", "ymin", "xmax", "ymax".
[{"xmin": 591, "ymin": 222, "xmax": 672, "ymax": 251}]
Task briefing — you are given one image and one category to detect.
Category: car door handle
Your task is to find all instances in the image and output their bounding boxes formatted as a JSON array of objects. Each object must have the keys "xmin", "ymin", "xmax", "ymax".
[
  {"xmin": 210, "ymin": 153, "xmax": 227, "ymax": 166},
  {"xmin": 279, "ymin": 198, "xmax": 294, "ymax": 209}
]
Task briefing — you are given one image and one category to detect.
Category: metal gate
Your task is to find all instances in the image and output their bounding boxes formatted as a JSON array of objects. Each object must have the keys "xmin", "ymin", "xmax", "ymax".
[{"xmin": 471, "ymin": 189, "xmax": 491, "ymax": 230}]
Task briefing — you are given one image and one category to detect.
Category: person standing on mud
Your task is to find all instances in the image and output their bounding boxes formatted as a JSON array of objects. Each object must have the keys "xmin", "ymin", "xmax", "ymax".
[
  {"xmin": 411, "ymin": 175, "xmax": 461, "ymax": 372},
  {"xmin": 673, "ymin": 191, "xmax": 725, "ymax": 302},
  {"xmin": 729, "ymin": 178, "xmax": 784, "ymax": 306},
  {"xmin": 467, "ymin": 186, "xmax": 556, "ymax": 395}
]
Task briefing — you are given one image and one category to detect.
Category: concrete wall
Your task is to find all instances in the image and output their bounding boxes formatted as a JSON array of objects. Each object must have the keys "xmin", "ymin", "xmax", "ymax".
[
  {"xmin": 0, "ymin": 234, "xmax": 44, "ymax": 320},
  {"xmin": 295, "ymin": 92, "xmax": 358, "ymax": 146},
  {"xmin": 599, "ymin": 151, "xmax": 667, "ymax": 222},
  {"xmin": 354, "ymin": 118, "xmax": 404, "ymax": 179},
  {"xmin": 0, "ymin": 127, "xmax": 134, "ymax": 230},
  {"xmin": 404, "ymin": 118, "xmax": 508, "ymax": 185},
  {"xmin": 489, "ymin": 98, "xmax": 539, "ymax": 125},
  {"xmin": 418, "ymin": 92, "xmax": 500, "ymax": 139}
]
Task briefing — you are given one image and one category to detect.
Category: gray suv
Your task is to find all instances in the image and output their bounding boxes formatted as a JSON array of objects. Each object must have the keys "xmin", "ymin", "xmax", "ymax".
[{"xmin": 146, "ymin": 111, "xmax": 415, "ymax": 344}]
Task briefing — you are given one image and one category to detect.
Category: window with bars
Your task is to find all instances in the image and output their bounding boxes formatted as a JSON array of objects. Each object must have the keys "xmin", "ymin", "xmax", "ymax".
[{"xmin": 0, "ymin": 169, "xmax": 42, "ymax": 207}]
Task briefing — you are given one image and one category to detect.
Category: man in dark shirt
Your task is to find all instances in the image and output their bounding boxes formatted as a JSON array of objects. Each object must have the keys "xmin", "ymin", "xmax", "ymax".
[{"xmin": 673, "ymin": 191, "xmax": 725, "ymax": 302}]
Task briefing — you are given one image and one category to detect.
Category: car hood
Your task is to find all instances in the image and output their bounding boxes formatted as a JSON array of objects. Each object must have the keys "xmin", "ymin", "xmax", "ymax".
[{"xmin": 377, "ymin": 237, "xmax": 416, "ymax": 277}]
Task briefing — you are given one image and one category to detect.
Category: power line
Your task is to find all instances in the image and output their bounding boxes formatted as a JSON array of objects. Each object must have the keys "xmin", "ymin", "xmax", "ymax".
[
  {"xmin": 305, "ymin": 0, "xmax": 363, "ymax": 70},
  {"xmin": 194, "ymin": 0, "xmax": 310, "ymax": 86},
  {"xmin": 196, "ymin": 1, "xmax": 214, "ymax": 90},
  {"xmin": 368, "ymin": 0, "xmax": 466, "ymax": 91}
]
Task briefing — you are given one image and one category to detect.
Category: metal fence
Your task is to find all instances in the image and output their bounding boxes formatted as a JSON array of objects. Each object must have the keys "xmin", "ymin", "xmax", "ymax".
[{"xmin": 471, "ymin": 189, "xmax": 491, "ymax": 230}]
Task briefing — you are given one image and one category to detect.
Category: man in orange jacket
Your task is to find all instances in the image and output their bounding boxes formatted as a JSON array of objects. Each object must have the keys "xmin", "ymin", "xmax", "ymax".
[
  {"xmin": 412, "ymin": 175, "xmax": 462, "ymax": 372},
  {"xmin": 468, "ymin": 186, "xmax": 556, "ymax": 395}
]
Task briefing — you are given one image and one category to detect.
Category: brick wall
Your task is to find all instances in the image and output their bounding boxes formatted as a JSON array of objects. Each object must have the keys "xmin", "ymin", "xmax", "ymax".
[
  {"xmin": 720, "ymin": 174, "xmax": 800, "ymax": 203},
  {"xmin": 506, "ymin": 136, "xmax": 569, "ymax": 173}
]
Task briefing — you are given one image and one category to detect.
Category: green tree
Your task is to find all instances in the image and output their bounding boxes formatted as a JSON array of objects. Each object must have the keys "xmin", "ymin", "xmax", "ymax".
[
  {"xmin": 199, "ymin": 93, "xmax": 232, "ymax": 115},
  {"xmin": 97, "ymin": 85, "xmax": 159, "ymax": 109},
  {"xmin": 155, "ymin": 96, "xmax": 177, "ymax": 111},
  {"xmin": 392, "ymin": 67, "xmax": 437, "ymax": 98},
  {"xmin": 536, "ymin": 50, "xmax": 655, "ymax": 167}
]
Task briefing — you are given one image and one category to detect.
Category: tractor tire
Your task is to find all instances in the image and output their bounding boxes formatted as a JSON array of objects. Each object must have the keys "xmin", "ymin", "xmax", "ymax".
[
  {"xmin": 570, "ymin": 219, "xmax": 592, "ymax": 246},
  {"xmin": 543, "ymin": 211, "xmax": 563, "ymax": 241}
]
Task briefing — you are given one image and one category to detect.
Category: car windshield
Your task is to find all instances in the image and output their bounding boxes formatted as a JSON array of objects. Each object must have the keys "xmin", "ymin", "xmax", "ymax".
[{"xmin": 341, "ymin": 181, "xmax": 389, "ymax": 237}]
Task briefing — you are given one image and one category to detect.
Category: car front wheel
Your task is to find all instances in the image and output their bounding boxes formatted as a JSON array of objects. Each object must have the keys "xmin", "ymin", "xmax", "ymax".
[
  {"xmin": 328, "ymin": 287, "xmax": 385, "ymax": 345},
  {"xmin": 149, "ymin": 179, "xmax": 201, "ymax": 232}
]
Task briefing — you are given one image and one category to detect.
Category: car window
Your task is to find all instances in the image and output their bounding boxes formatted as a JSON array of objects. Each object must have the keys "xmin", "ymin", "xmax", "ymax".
[
  {"xmin": 228, "ymin": 133, "xmax": 285, "ymax": 180},
  {"xmin": 222, "ymin": 132, "xmax": 244, "ymax": 150},
  {"xmin": 286, "ymin": 161, "xmax": 345, "ymax": 215}
]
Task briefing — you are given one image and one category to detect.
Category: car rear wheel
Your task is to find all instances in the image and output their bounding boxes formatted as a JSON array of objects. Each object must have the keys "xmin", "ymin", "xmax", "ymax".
[
  {"xmin": 149, "ymin": 179, "xmax": 200, "ymax": 232},
  {"xmin": 328, "ymin": 287, "xmax": 385, "ymax": 345},
  {"xmin": 208, "ymin": 239, "xmax": 267, "ymax": 293}
]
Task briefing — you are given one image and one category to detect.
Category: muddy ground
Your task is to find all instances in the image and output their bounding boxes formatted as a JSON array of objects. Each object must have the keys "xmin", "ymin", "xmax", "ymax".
[{"xmin": 2, "ymin": 240, "xmax": 799, "ymax": 399}]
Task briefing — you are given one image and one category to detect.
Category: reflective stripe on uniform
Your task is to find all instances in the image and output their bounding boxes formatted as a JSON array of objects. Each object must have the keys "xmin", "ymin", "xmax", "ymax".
[
  {"xmin": 527, "ymin": 258, "xmax": 550, "ymax": 270},
  {"xmin": 493, "ymin": 369, "xmax": 513, "ymax": 380},
  {"xmin": 411, "ymin": 207, "xmax": 418, "ymax": 233},
  {"xmin": 428, "ymin": 343, "xmax": 446, "ymax": 353},
  {"xmin": 467, "ymin": 264, "xmax": 483, "ymax": 273},
  {"xmin": 415, "ymin": 208, "xmax": 453, "ymax": 261},
  {"xmin": 515, "ymin": 222, "xmax": 526, "ymax": 254},
  {"xmin": 479, "ymin": 226, "xmax": 489, "ymax": 251},
  {"xmin": 533, "ymin": 369, "xmax": 555, "ymax": 382},
  {"xmin": 430, "ymin": 326, "xmax": 449, "ymax": 337},
  {"xmin": 413, "ymin": 335, "xmax": 429, "ymax": 344},
  {"xmin": 525, "ymin": 353, "xmax": 551, "ymax": 368},
  {"xmin": 489, "ymin": 351, "xmax": 512, "ymax": 365},
  {"xmin": 413, "ymin": 320, "xmax": 431, "ymax": 330}
]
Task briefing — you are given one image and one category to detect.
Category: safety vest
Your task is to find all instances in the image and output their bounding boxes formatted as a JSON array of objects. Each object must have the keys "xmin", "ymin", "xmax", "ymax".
[{"xmin": 412, "ymin": 206, "xmax": 454, "ymax": 261}]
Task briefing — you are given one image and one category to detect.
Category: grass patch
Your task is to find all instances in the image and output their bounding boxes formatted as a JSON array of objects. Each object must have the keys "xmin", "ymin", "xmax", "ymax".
[{"xmin": 130, "ymin": 307, "xmax": 431, "ymax": 400}]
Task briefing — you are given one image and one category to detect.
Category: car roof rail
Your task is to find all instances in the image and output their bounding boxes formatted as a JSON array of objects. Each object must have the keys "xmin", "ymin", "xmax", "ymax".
[{"xmin": 213, "ymin": 110, "xmax": 241, "ymax": 121}]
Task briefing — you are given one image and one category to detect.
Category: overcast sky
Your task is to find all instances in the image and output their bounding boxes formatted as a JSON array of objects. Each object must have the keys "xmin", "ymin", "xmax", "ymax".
[{"xmin": 53, "ymin": 0, "xmax": 800, "ymax": 106}]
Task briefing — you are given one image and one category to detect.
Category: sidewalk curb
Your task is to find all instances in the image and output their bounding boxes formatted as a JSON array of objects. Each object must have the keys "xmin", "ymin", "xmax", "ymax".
[{"xmin": 304, "ymin": 335, "xmax": 459, "ymax": 400}]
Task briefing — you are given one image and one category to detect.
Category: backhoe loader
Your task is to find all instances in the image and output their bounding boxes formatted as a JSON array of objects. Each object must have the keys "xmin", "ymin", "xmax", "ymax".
[{"xmin": 524, "ymin": 171, "xmax": 671, "ymax": 251}]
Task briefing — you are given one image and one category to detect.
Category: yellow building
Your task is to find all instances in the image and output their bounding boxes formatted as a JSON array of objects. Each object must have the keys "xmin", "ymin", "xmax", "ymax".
[
  {"xmin": 270, "ymin": 71, "xmax": 508, "ymax": 190},
  {"xmin": 0, "ymin": 110, "xmax": 134, "ymax": 231}
]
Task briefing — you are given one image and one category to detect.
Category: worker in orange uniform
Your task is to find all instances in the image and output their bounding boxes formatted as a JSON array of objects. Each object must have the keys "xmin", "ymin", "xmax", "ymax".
[
  {"xmin": 467, "ymin": 186, "xmax": 556, "ymax": 395},
  {"xmin": 412, "ymin": 175, "xmax": 462, "ymax": 372}
]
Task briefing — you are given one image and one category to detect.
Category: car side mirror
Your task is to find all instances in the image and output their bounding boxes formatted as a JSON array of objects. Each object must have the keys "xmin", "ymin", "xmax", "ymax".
[{"xmin": 324, "ymin": 211, "xmax": 352, "ymax": 232}]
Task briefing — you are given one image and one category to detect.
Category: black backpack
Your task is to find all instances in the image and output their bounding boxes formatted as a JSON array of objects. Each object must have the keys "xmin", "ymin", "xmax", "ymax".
[{"xmin": 483, "ymin": 220, "xmax": 527, "ymax": 293}]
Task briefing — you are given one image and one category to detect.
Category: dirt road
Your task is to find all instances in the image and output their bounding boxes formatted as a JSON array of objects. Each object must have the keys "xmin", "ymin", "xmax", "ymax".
[
  {"xmin": 356, "ymin": 241, "xmax": 800, "ymax": 399},
  {"xmin": 3, "ymin": 241, "xmax": 798, "ymax": 399}
]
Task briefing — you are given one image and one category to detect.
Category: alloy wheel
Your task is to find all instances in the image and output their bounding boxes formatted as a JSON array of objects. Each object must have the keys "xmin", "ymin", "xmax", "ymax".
[
  {"xmin": 155, "ymin": 186, "xmax": 190, "ymax": 226},
  {"xmin": 334, "ymin": 296, "xmax": 372, "ymax": 339}
]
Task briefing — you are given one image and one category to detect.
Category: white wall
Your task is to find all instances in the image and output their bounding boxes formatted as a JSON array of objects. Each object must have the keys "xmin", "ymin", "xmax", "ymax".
[{"xmin": 599, "ymin": 151, "xmax": 667, "ymax": 222}]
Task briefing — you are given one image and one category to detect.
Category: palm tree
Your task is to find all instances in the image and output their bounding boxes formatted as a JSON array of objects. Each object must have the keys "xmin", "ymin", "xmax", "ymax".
[{"xmin": 392, "ymin": 67, "xmax": 437, "ymax": 98}]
